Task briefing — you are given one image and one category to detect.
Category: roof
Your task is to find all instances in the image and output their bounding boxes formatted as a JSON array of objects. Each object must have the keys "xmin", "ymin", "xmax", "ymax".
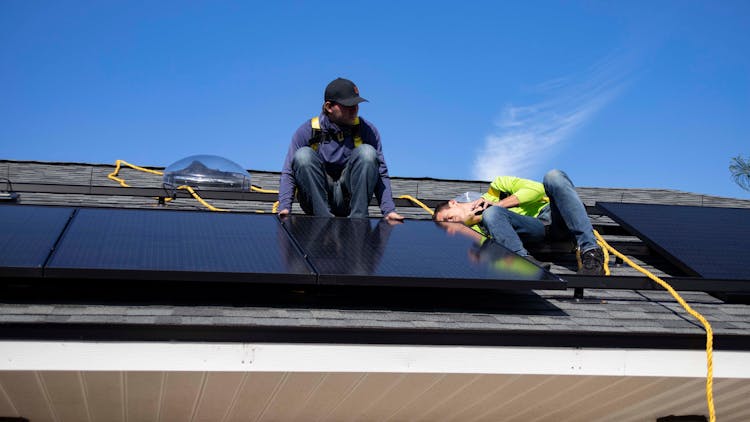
[
  {"xmin": 2, "ymin": 158, "xmax": 750, "ymax": 346},
  {"xmin": 2, "ymin": 159, "xmax": 750, "ymax": 421}
]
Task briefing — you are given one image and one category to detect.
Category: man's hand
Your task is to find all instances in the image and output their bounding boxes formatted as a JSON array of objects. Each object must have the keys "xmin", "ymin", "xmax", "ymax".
[
  {"xmin": 278, "ymin": 208, "xmax": 290, "ymax": 217},
  {"xmin": 469, "ymin": 198, "xmax": 491, "ymax": 214},
  {"xmin": 384, "ymin": 211, "xmax": 405, "ymax": 223}
]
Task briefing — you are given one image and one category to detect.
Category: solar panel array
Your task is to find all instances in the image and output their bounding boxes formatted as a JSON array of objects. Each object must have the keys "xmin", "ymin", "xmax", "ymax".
[
  {"xmin": 0, "ymin": 204, "xmax": 563, "ymax": 290},
  {"xmin": 45, "ymin": 208, "xmax": 316, "ymax": 283},
  {"xmin": 0, "ymin": 205, "xmax": 74, "ymax": 277},
  {"xmin": 282, "ymin": 215, "xmax": 562, "ymax": 289},
  {"xmin": 597, "ymin": 202, "xmax": 750, "ymax": 280}
]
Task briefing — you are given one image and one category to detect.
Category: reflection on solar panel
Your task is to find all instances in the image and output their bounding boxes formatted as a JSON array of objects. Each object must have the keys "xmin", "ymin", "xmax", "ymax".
[
  {"xmin": 45, "ymin": 208, "xmax": 316, "ymax": 283},
  {"xmin": 597, "ymin": 202, "xmax": 750, "ymax": 280},
  {"xmin": 2, "ymin": 205, "xmax": 563, "ymax": 289},
  {"xmin": 0, "ymin": 205, "xmax": 74, "ymax": 277},
  {"xmin": 280, "ymin": 215, "xmax": 565, "ymax": 289}
]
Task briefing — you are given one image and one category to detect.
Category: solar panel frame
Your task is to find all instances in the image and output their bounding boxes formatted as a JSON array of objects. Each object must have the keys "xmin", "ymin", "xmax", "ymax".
[
  {"xmin": 45, "ymin": 207, "xmax": 317, "ymax": 284},
  {"xmin": 280, "ymin": 215, "xmax": 565, "ymax": 290},
  {"xmin": 597, "ymin": 202, "xmax": 750, "ymax": 281},
  {"xmin": 0, "ymin": 205, "xmax": 75, "ymax": 277}
]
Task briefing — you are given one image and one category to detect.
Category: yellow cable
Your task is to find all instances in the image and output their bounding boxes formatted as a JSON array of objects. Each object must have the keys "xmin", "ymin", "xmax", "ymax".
[
  {"xmin": 107, "ymin": 159, "xmax": 163, "ymax": 187},
  {"xmin": 399, "ymin": 194, "xmax": 434, "ymax": 215},
  {"xmin": 250, "ymin": 186, "xmax": 278, "ymax": 212},
  {"xmin": 593, "ymin": 230, "xmax": 715, "ymax": 422},
  {"xmin": 252, "ymin": 185, "xmax": 279, "ymax": 214},
  {"xmin": 598, "ymin": 241, "xmax": 611, "ymax": 275},
  {"xmin": 176, "ymin": 185, "xmax": 227, "ymax": 212},
  {"xmin": 251, "ymin": 185, "xmax": 279, "ymax": 194},
  {"xmin": 107, "ymin": 159, "xmax": 283, "ymax": 213}
]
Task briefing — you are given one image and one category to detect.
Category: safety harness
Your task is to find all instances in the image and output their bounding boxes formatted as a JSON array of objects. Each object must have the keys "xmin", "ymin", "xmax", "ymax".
[{"xmin": 309, "ymin": 116, "xmax": 363, "ymax": 151}]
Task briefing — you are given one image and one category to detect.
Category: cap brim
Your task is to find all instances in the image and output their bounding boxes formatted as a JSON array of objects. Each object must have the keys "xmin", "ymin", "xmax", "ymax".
[{"xmin": 337, "ymin": 96, "xmax": 368, "ymax": 106}]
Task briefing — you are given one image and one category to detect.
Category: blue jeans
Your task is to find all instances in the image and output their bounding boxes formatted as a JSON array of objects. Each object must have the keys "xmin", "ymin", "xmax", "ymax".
[
  {"xmin": 292, "ymin": 145, "xmax": 379, "ymax": 218},
  {"xmin": 481, "ymin": 206, "xmax": 545, "ymax": 256},
  {"xmin": 480, "ymin": 169, "xmax": 598, "ymax": 255}
]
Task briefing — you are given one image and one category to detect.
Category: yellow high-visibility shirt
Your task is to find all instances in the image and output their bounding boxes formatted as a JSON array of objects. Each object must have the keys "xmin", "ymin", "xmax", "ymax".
[{"xmin": 482, "ymin": 176, "xmax": 549, "ymax": 217}]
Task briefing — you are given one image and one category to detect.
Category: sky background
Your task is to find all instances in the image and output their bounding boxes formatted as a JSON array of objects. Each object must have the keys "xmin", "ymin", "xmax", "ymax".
[{"xmin": 2, "ymin": 1, "xmax": 749, "ymax": 198}]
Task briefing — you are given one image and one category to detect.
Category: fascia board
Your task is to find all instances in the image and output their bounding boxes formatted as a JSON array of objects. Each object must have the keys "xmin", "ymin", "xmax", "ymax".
[{"xmin": 1, "ymin": 341, "xmax": 748, "ymax": 379}]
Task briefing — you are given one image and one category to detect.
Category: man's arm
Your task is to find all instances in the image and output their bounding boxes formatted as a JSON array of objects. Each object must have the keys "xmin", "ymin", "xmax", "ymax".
[
  {"xmin": 469, "ymin": 193, "xmax": 520, "ymax": 213},
  {"xmin": 487, "ymin": 176, "xmax": 544, "ymax": 207},
  {"xmin": 278, "ymin": 122, "xmax": 312, "ymax": 214}
]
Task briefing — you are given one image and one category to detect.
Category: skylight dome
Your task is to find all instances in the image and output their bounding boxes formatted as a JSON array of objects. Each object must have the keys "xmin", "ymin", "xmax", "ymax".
[{"xmin": 162, "ymin": 155, "xmax": 251, "ymax": 191}]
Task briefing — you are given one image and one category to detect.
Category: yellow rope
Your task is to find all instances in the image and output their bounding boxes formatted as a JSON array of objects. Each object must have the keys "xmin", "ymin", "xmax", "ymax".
[
  {"xmin": 593, "ymin": 230, "xmax": 715, "ymax": 422},
  {"xmin": 250, "ymin": 185, "xmax": 279, "ymax": 194},
  {"xmin": 176, "ymin": 185, "xmax": 227, "ymax": 212},
  {"xmin": 398, "ymin": 194, "xmax": 434, "ymax": 215},
  {"xmin": 599, "ymin": 241, "xmax": 611, "ymax": 275},
  {"xmin": 250, "ymin": 185, "xmax": 281, "ymax": 213},
  {"xmin": 107, "ymin": 159, "xmax": 282, "ymax": 213},
  {"xmin": 107, "ymin": 159, "xmax": 164, "ymax": 187}
]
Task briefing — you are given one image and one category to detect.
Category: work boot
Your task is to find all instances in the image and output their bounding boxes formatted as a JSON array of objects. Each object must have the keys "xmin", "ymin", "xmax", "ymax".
[
  {"xmin": 578, "ymin": 248, "xmax": 605, "ymax": 276},
  {"xmin": 524, "ymin": 255, "xmax": 553, "ymax": 271}
]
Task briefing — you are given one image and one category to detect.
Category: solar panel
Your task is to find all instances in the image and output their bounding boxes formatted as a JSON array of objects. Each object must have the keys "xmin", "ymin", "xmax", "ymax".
[
  {"xmin": 0, "ymin": 205, "xmax": 74, "ymax": 277},
  {"xmin": 597, "ymin": 202, "xmax": 750, "ymax": 280},
  {"xmin": 280, "ymin": 215, "xmax": 564, "ymax": 289},
  {"xmin": 45, "ymin": 208, "xmax": 316, "ymax": 283}
]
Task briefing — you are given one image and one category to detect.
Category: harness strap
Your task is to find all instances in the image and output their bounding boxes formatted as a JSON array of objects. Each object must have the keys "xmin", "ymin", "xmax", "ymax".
[
  {"xmin": 352, "ymin": 117, "xmax": 363, "ymax": 148},
  {"xmin": 310, "ymin": 117, "xmax": 322, "ymax": 151},
  {"xmin": 308, "ymin": 116, "xmax": 363, "ymax": 151}
]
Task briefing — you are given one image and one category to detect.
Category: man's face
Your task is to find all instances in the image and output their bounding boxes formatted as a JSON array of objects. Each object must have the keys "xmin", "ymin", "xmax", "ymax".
[
  {"xmin": 435, "ymin": 200, "xmax": 481, "ymax": 226},
  {"xmin": 326, "ymin": 102, "xmax": 358, "ymax": 126}
]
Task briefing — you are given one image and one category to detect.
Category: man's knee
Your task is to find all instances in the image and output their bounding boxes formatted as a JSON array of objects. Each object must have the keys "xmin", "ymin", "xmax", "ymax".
[
  {"xmin": 292, "ymin": 146, "xmax": 318, "ymax": 169},
  {"xmin": 543, "ymin": 169, "xmax": 572, "ymax": 190},
  {"xmin": 482, "ymin": 205, "xmax": 511, "ymax": 221},
  {"xmin": 352, "ymin": 144, "xmax": 378, "ymax": 165}
]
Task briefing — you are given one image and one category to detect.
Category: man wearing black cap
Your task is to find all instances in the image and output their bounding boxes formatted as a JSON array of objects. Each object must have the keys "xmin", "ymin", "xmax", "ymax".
[{"xmin": 278, "ymin": 78, "xmax": 404, "ymax": 221}]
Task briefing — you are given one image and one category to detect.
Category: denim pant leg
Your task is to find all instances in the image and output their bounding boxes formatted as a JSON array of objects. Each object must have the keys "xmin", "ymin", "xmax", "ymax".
[
  {"xmin": 340, "ymin": 144, "xmax": 380, "ymax": 218},
  {"xmin": 292, "ymin": 147, "xmax": 334, "ymax": 217},
  {"xmin": 542, "ymin": 169, "xmax": 598, "ymax": 251},
  {"xmin": 481, "ymin": 206, "xmax": 546, "ymax": 256}
]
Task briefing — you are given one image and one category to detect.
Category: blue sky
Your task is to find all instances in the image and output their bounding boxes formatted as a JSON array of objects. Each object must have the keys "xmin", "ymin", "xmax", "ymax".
[{"xmin": 2, "ymin": 1, "xmax": 749, "ymax": 198}]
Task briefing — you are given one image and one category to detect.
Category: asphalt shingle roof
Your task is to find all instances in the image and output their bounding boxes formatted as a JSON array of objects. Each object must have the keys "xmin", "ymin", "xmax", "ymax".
[{"xmin": 1, "ymin": 159, "xmax": 750, "ymax": 350}]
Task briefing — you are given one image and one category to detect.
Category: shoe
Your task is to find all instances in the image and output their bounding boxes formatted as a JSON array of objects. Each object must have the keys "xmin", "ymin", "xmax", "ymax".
[
  {"xmin": 524, "ymin": 255, "xmax": 553, "ymax": 270},
  {"xmin": 578, "ymin": 248, "xmax": 605, "ymax": 276}
]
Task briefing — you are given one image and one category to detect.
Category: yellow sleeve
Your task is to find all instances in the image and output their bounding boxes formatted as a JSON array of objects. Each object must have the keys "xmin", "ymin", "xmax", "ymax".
[{"xmin": 488, "ymin": 176, "xmax": 545, "ymax": 204}]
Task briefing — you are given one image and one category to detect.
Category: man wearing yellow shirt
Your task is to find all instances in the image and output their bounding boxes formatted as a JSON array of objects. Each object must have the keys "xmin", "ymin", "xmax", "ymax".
[{"xmin": 432, "ymin": 169, "xmax": 605, "ymax": 276}]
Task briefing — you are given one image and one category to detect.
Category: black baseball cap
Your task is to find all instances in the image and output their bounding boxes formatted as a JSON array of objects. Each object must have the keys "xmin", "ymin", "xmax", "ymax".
[{"xmin": 324, "ymin": 78, "xmax": 368, "ymax": 106}]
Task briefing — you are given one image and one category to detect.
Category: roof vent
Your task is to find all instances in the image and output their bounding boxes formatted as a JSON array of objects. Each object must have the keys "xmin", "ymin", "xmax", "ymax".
[{"xmin": 162, "ymin": 155, "xmax": 251, "ymax": 191}]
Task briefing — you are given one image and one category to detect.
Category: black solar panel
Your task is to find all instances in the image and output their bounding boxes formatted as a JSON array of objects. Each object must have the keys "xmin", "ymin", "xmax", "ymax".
[
  {"xmin": 280, "ymin": 215, "xmax": 564, "ymax": 289},
  {"xmin": 45, "ymin": 208, "xmax": 316, "ymax": 283},
  {"xmin": 0, "ymin": 205, "xmax": 74, "ymax": 277},
  {"xmin": 597, "ymin": 202, "xmax": 750, "ymax": 280}
]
